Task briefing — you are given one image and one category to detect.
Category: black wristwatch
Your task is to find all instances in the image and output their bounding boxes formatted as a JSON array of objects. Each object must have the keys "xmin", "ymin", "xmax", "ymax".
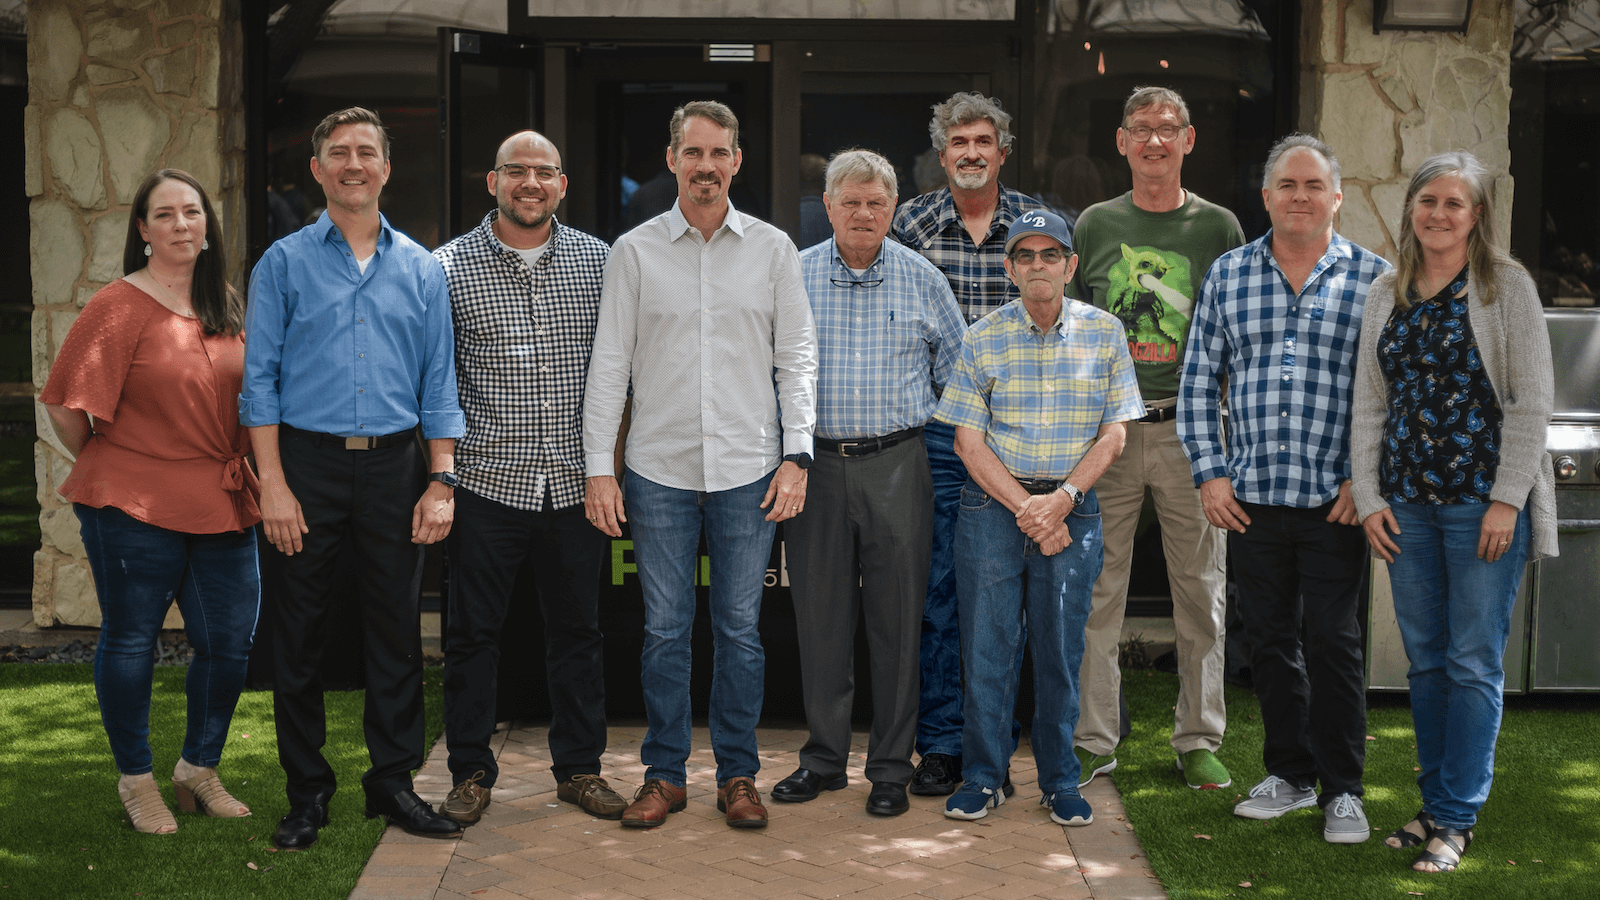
[
  {"xmin": 428, "ymin": 471, "xmax": 460, "ymax": 488},
  {"xmin": 783, "ymin": 452, "xmax": 813, "ymax": 470}
]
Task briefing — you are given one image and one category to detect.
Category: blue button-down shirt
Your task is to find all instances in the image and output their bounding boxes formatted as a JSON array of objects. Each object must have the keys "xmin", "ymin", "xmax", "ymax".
[
  {"xmin": 240, "ymin": 213, "xmax": 464, "ymax": 440},
  {"xmin": 1178, "ymin": 230, "xmax": 1391, "ymax": 507},
  {"xmin": 800, "ymin": 238, "xmax": 966, "ymax": 440},
  {"xmin": 890, "ymin": 185, "xmax": 1046, "ymax": 324}
]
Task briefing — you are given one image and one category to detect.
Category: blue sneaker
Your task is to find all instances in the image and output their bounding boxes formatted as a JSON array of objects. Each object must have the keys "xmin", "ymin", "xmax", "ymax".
[
  {"xmin": 944, "ymin": 784, "xmax": 1005, "ymax": 820},
  {"xmin": 1043, "ymin": 788, "xmax": 1093, "ymax": 826}
]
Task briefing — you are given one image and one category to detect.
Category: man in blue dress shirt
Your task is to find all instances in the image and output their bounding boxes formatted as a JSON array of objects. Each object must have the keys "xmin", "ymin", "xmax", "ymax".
[
  {"xmin": 772, "ymin": 149, "xmax": 965, "ymax": 817},
  {"xmin": 241, "ymin": 107, "xmax": 466, "ymax": 850}
]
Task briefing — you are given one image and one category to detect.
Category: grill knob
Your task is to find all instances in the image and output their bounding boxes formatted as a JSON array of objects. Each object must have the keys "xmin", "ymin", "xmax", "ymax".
[{"xmin": 1555, "ymin": 455, "xmax": 1578, "ymax": 480}]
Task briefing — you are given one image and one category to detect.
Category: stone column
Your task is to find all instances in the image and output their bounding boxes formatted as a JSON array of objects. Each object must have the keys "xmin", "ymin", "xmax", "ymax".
[
  {"xmin": 28, "ymin": 0, "xmax": 244, "ymax": 627},
  {"xmin": 1304, "ymin": 0, "xmax": 1515, "ymax": 260}
]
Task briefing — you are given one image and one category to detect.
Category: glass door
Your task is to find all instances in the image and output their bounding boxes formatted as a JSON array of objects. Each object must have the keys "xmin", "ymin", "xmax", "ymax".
[{"xmin": 439, "ymin": 28, "xmax": 542, "ymax": 243}]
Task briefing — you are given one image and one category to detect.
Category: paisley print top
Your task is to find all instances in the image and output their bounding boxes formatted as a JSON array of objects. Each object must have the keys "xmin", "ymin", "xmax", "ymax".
[{"xmin": 1377, "ymin": 267, "xmax": 1502, "ymax": 505}]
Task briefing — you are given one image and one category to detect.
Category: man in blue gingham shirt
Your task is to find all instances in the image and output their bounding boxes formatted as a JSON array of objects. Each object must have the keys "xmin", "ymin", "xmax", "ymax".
[
  {"xmin": 431, "ymin": 130, "xmax": 627, "ymax": 826},
  {"xmin": 775, "ymin": 150, "xmax": 965, "ymax": 817},
  {"xmin": 1178, "ymin": 135, "xmax": 1391, "ymax": 843}
]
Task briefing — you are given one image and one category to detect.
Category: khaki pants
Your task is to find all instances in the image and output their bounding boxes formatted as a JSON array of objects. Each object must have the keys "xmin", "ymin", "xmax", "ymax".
[{"xmin": 1075, "ymin": 417, "xmax": 1227, "ymax": 755}]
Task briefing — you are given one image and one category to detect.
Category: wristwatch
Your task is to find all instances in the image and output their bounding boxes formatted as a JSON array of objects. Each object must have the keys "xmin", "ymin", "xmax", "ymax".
[
  {"xmin": 783, "ymin": 452, "xmax": 813, "ymax": 470},
  {"xmin": 1057, "ymin": 482, "xmax": 1085, "ymax": 506},
  {"xmin": 428, "ymin": 471, "xmax": 460, "ymax": 488}
]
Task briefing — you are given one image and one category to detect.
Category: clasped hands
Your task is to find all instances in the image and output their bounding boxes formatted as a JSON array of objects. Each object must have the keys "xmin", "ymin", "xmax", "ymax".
[{"xmin": 1014, "ymin": 489, "xmax": 1075, "ymax": 557}]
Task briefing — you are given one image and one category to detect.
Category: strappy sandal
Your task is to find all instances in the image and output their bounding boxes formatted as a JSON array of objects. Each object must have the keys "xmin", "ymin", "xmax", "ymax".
[
  {"xmin": 118, "ymin": 774, "xmax": 178, "ymax": 834},
  {"xmin": 1384, "ymin": 809, "xmax": 1434, "ymax": 849},
  {"xmin": 1413, "ymin": 825, "xmax": 1473, "ymax": 873},
  {"xmin": 172, "ymin": 762, "xmax": 251, "ymax": 817}
]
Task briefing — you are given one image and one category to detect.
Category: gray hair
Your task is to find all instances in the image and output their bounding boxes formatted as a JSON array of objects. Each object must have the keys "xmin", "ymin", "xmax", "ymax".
[
  {"xmin": 668, "ymin": 100, "xmax": 739, "ymax": 155},
  {"xmin": 1123, "ymin": 86, "xmax": 1190, "ymax": 127},
  {"xmin": 1394, "ymin": 150, "xmax": 1523, "ymax": 308},
  {"xmin": 824, "ymin": 148, "xmax": 898, "ymax": 199},
  {"xmin": 1262, "ymin": 133, "xmax": 1341, "ymax": 193},
  {"xmin": 928, "ymin": 91, "xmax": 1015, "ymax": 153}
]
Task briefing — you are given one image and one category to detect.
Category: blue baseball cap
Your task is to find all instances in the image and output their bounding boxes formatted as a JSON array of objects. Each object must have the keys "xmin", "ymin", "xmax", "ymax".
[{"xmin": 1004, "ymin": 209, "xmax": 1074, "ymax": 255}]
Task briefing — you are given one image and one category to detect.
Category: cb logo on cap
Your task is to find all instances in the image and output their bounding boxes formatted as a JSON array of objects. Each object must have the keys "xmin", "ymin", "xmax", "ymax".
[{"xmin": 1019, "ymin": 211, "xmax": 1047, "ymax": 228}]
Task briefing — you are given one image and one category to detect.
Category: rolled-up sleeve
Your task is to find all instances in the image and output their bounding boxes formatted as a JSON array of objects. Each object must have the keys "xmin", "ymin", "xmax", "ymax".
[
  {"xmin": 417, "ymin": 259, "xmax": 465, "ymax": 439},
  {"xmin": 240, "ymin": 248, "xmax": 287, "ymax": 427},
  {"xmin": 771, "ymin": 243, "xmax": 818, "ymax": 458}
]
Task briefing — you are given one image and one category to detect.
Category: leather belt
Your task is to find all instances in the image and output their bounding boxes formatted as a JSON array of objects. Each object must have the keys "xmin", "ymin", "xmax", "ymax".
[
  {"xmin": 1016, "ymin": 478, "xmax": 1062, "ymax": 496},
  {"xmin": 1138, "ymin": 404, "xmax": 1178, "ymax": 424},
  {"xmin": 282, "ymin": 424, "xmax": 413, "ymax": 450},
  {"xmin": 815, "ymin": 426, "xmax": 923, "ymax": 458}
]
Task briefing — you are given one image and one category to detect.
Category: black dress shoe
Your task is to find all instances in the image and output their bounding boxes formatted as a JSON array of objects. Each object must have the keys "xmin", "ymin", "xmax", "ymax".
[
  {"xmin": 771, "ymin": 767, "xmax": 848, "ymax": 803},
  {"xmin": 272, "ymin": 799, "xmax": 330, "ymax": 850},
  {"xmin": 866, "ymin": 782, "xmax": 910, "ymax": 816},
  {"xmin": 909, "ymin": 753, "xmax": 962, "ymax": 796},
  {"xmin": 364, "ymin": 788, "xmax": 465, "ymax": 839}
]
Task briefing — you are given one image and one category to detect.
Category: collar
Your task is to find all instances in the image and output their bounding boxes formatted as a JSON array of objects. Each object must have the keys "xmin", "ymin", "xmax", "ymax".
[
  {"xmin": 479, "ymin": 209, "xmax": 561, "ymax": 258},
  {"xmin": 905, "ymin": 184, "xmax": 1025, "ymax": 245},
  {"xmin": 666, "ymin": 197, "xmax": 745, "ymax": 242},
  {"xmin": 830, "ymin": 238, "xmax": 885, "ymax": 272},
  {"xmin": 315, "ymin": 211, "xmax": 394, "ymax": 254}
]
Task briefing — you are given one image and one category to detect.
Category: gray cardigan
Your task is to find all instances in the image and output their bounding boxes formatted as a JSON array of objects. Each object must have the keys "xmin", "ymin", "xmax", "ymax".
[{"xmin": 1350, "ymin": 263, "xmax": 1559, "ymax": 561}]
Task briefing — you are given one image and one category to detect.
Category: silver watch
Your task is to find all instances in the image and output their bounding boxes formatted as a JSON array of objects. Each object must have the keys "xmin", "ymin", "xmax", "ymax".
[{"xmin": 1058, "ymin": 482, "xmax": 1085, "ymax": 506}]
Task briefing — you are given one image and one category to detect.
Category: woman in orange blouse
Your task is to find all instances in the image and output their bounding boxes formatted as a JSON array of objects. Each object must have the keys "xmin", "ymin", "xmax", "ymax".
[{"xmin": 41, "ymin": 170, "xmax": 261, "ymax": 834}]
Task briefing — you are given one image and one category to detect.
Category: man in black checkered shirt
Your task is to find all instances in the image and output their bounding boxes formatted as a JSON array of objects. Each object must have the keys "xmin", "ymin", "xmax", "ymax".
[{"xmin": 431, "ymin": 130, "xmax": 626, "ymax": 825}]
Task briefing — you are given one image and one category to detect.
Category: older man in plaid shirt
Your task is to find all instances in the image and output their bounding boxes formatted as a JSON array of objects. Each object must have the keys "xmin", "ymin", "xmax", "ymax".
[
  {"xmin": 933, "ymin": 209, "xmax": 1143, "ymax": 828},
  {"xmin": 891, "ymin": 92, "xmax": 1046, "ymax": 796},
  {"xmin": 431, "ymin": 130, "xmax": 625, "ymax": 826},
  {"xmin": 1179, "ymin": 134, "xmax": 1390, "ymax": 845},
  {"xmin": 773, "ymin": 149, "xmax": 966, "ymax": 818}
]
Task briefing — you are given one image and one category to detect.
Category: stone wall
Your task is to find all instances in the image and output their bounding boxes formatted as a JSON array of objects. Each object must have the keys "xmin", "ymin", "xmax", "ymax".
[
  {"xmin": 1306, "ymin": 0, "xmax": 1515, "ymax": 260},
  {"xmin": 28, "ymin": 0, "xmax": 243, "ymax": 627}
]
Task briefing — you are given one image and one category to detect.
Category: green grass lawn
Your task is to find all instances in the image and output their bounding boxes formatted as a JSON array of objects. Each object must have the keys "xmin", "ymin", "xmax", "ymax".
[
  {"xmin": 0, "ymin": 664, "xmax": 444, "ymax": 899},
  {"xmin": 1117, "ymin": 669, "xmax": 1600, "ymax": 899}
]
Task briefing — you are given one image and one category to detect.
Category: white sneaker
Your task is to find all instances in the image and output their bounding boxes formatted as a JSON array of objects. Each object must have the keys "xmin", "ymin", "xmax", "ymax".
[
  {"xmin": 1323, "ymin": 792, "xmax": 1370, "ymax": 843},
  {"xmin": 1233, "ymin": 775, "xmax": 1317, "ymax": 820}
]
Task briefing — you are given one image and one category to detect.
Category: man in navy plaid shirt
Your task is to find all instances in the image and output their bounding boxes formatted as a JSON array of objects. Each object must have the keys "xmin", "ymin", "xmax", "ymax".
[
  {"xmin": 890, "ymin": 92, "xmax": 1045, "ymax": 797},
  {"xmin": 1179, "ymin": 134, "xmax": 1391, "ymax": 845},
  {"xmin": 431, "ymin": 130, "xmax": 625, "ymax": 827}
]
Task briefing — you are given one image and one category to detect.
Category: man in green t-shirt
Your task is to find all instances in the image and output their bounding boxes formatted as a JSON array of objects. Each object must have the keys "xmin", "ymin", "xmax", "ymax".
[{"xmin": 1068, "ymin": 87, "xmax": 1245, "ymax": 793}]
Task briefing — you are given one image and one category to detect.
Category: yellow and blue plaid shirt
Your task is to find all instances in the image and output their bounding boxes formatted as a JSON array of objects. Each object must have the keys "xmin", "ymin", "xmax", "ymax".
[{"xmin": 935, "ymin": 299, "xmax": 1145, "ymax": 479}]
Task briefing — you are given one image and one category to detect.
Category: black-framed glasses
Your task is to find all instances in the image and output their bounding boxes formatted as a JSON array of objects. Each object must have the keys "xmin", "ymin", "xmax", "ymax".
[
  {"xmin": 1121, "ymin": 124, "xmax": 1185, "ymax": 142},
  {"xmin": 830, "ymin": 277, "xmax": 884, "ymax": 289},
  {"xmin": 1008, "ymin": 248, "xmax": 1067, "ymax": 265},
  {"xmin": 495, "ymin": 164, "xmax": 562, "ymax": 182}
]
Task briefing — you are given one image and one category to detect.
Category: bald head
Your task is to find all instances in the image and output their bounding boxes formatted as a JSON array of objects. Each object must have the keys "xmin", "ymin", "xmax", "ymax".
[
  {"xmin": 496, "ymin": 130, "xmax": 560, "ymax": 169},
  {"xmin": 488, "ymin": 129, "xmax": 567, "ymax": 246}
]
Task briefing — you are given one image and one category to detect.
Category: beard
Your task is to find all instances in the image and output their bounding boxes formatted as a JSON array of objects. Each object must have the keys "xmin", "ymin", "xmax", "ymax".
[
  {"xmin": 950, "ymin": 163, "xmax": 991, "ymax": 191},
  {"xmin": 499, "ymin": 194, "xmax": 554, "ymax": 230}
]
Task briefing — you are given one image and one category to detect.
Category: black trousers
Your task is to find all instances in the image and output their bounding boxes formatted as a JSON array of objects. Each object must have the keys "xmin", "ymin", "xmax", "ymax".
[
  {"xmin": 272, "ymin": 428, "xmax": 427, "ymax": 805},
  {"xmin": 1231, "ymin": 501, "xmax": 1368, "ymax": 805},
  {"xmin": 442, "ymin": 487, "xmax": 608, "ymax": 787}
]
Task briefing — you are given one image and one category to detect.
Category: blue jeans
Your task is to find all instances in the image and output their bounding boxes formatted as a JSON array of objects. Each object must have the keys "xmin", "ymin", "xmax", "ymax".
[
  {"xmin": 918, "ymin": 420, "xmax": 966, "ymax": 757},
  {"xmin": 1387, "ymin": 502, "xmax": 1530, "ymax": 830},
  {"xmin": 625, "ymin": 468, "xmax": 776, "ymax": 787},
  {"xmin": 76, "ymin": 504, "xmax": 260, "ymax": 774},
  {"xmin": 955, "ymin": 480, "xmax": 1101, "ymax": 795}
]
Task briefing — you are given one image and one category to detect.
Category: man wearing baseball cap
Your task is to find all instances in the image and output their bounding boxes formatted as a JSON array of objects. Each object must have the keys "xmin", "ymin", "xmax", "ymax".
[{"xmin": 932, "ymin": 209, "xmax": 1145, "ymax": 827}]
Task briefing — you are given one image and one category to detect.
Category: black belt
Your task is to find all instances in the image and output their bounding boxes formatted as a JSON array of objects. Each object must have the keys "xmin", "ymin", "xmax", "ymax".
[
  {"xmin": 1138, "ymin": 404, "xmax": 1178, "ymax": 424},
  {"xmin": 282, "ymin": 423, "xmax": 413, "ymax": 450},
  {"xmin": 815, "ymin": 426, "xmax": 923, "ymax": 458},
  {"xmin": 1016, "ymin": 478, "xmax": 1062, "ymax": 496}
]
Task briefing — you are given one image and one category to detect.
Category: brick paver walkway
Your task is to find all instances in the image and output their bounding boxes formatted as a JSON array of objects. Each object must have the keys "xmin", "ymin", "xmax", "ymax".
[{"xmin": 350, "ymin": 722, "xmax": 1167, "ymax": 900}]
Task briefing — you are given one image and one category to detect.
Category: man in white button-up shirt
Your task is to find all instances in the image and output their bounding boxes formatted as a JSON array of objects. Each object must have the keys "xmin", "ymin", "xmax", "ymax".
[{"xmin": 582, "ymin": 100, "xmax": 818, "ymax": 831}]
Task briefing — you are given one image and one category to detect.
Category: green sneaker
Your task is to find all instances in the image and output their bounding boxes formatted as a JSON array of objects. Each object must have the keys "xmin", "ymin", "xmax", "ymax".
[
  {"xmin": 1073, "ymin": 746, "xmax": 1118, "ymax": 788},
  {"xmin": 1176, "ymin": 749, "xmax": 1232, "ymax": 790}
]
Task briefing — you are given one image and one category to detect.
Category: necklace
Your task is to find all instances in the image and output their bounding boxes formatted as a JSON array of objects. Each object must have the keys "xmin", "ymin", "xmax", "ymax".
[{"xmin": 136, "ymin": 269, "xmax": 196, "ymax": 318}]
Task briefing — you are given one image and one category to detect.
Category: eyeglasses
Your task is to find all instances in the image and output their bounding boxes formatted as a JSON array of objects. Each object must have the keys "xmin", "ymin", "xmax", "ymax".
[
  {"xmin": 1122, "ymin": 124, "xmax": 1185, "ymax": 142},
  {"xmin": 495, "ymin": 164, "xmax": 562, "ymax": 183},
  {"xmin": 830, "ymin": 277, "xmax": 884, "ymax": 289},
  {"xmin": 1008, "ymin": 248, "xmax": 1067, "ymax": 265}
]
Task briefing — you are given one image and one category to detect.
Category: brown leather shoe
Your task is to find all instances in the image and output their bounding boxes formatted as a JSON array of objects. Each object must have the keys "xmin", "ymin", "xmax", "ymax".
[
  {"xmin": 620, "ymin": 779, "xmax": 687, "ymax": 828},
  {"xmin": 557, "ymin": 774, "xmax": 627, "ymax": 820},
  {"xmin": 716, "ymin": 776, "xmax": 768, "ymax": 829},
  {"xmin": 438, "ymin": 771, "xmax": 491, "ymax": 826}
]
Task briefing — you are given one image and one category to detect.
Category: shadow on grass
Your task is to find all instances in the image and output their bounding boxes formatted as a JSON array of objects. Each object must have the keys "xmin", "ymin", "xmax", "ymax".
[
  {"xmin": 0, "ymin": 664, "xmax": 444, "ymax": 899},
  {"xmin": 1117, "ymin": 669, "xmax": 1600, "ymax": 899}
]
